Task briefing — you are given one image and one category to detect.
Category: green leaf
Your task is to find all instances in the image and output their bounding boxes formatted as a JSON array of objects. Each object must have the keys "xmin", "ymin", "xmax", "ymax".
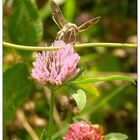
[
  {"xmin": 4, "ymin": 63, "xmax": 32, "ymax": 127},
  {"xmin": 69, "ymin": 87, "xmax": 86, "ymax": 111},
  {"xmin": 76, "ymin": 83, "xmax": 100, "ymax": 96},
  {"xmin": 7, "ymin": 0, "xmax": 43, "ymax": 45},
  {"xmin": 72, "ymin": 75, "xmax": 136, "ymax": 85},
  {"xmin": 40, "ymin": 129, "xmax": 47, "ymax": 140},
  {"xmin": 105, "ymin": 133, "xmax": 128, "ymax": 140}
]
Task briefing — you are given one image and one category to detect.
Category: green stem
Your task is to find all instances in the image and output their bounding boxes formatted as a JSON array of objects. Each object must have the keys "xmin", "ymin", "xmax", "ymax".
[
  {"xmin": 3, "ymin": 42, "xmax": 63, "ymax": 51},
  {"xmin": 75, "ymin": 42, "xmax": 137, "ymax": 48},
  {"xmin": 3, "ymin": 42, "xmax": 137, "ymax": 51},
  {"xmin": 48, "ymin": 89, "xmax": 55, "ymax": 140}
]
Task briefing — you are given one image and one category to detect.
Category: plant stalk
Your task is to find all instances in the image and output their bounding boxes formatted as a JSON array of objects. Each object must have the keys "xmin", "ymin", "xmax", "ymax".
[
  {"xmin": 3, "ymin": 42, "xmax": 137, "ymax": 51},
  {"xmin": 48, "ymin": 89, "xmax": 55, "ymax": 140},
  {"xmin": 3, "ymin": 42, "xmax": 63, "ymax": 51},
  {"xmin": 44, "ymin": 87, "xmax": 62, "ymax": 129},
  {"xmin": 75, "ymin": 42, "xmax": 137, "ymax": 48}
]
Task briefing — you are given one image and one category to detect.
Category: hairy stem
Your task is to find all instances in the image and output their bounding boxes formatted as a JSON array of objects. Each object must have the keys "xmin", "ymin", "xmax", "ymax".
[
  {"xmin": 44, "ymin": 87, "xmax": 62, "ymax": 129},
  {"xmin": 3, "ymin": 42, "xmax": 136, "ymax": 51},
  {"xmin": 48, "ymin": 88, "xmax": 55, "ymax": 140},
  {"xmin": 3, "ymin": 42, "xmax": 63, "ymax": 51},
  {"xmin": 75, "ymin": 42, "xmax": 137, "ymax": 48}
]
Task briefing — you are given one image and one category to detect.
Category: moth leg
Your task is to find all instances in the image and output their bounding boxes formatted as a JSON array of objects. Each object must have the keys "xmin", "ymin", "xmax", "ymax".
[
  {"xmin": 56, "ymin": 30, "xmax": 65, "ymax": 41},
  {"xmin": 68, "ymin": 29, "xmax": 77, "ymax": 45}
]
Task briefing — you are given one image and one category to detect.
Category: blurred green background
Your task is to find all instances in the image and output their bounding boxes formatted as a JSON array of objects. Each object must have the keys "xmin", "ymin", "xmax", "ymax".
[{"xmin": 3, "ymin": 0, "xmax": 137, "ymax": 139}]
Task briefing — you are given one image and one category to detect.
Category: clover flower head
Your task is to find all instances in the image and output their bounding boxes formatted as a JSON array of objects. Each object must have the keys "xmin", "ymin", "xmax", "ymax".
[
  {"xmin": 63, "ymin": 121, "xmax": 104, "ymax": 140},
  {"xmin": 31, "ymin": 40, "xmax": 80, "ymax": 86}
]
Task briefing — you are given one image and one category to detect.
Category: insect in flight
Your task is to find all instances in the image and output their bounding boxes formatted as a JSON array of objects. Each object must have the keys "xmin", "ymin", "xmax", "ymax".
[{"xmin": 50, "ymin": 0, "xmax": 101, "ymax": 45}]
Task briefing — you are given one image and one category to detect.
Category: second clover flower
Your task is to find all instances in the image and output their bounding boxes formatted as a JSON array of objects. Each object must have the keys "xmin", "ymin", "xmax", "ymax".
[
  {"xmin": 31, "ymin": 40, "xmax": 80, "ymax": 86},
  {"xmin": 63, "ymin": 121, "xmax": 104, "ymax": 140}
]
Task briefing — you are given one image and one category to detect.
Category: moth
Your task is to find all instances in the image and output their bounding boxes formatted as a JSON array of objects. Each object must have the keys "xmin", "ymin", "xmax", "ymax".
[{"xmin": 50, "ymin": 0, "xmax": 101, "ymax": 45}]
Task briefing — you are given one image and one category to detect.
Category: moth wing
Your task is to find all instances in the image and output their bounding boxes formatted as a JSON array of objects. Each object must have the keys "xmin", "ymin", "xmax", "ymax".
[
  {"xmin": 78, "ymin": 16, "xmax": 101, "ymax": 32},
  {"xmin": 50, "ymin": 0, "xmax": 66, "ymax": 29}
]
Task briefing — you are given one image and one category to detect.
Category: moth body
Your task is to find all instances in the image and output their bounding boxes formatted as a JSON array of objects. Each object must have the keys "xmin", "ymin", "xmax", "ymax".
[{"xmin": 56, "ymin": 23, "xmax": 78, "ymax": 44}]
